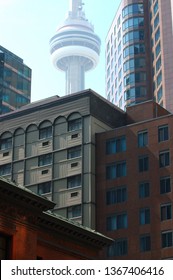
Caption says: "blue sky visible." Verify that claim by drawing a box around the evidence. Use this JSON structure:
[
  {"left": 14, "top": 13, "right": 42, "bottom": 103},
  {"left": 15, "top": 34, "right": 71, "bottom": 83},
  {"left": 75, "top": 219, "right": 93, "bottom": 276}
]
[{"left": 0, "top": 0, "right": 121, "bottom": 102}]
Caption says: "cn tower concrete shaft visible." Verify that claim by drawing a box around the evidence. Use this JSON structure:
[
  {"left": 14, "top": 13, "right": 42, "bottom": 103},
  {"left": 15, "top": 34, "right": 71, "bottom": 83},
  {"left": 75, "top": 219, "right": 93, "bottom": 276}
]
[{"left": 50, "top": 0, "right": 101, "bottom": 95}]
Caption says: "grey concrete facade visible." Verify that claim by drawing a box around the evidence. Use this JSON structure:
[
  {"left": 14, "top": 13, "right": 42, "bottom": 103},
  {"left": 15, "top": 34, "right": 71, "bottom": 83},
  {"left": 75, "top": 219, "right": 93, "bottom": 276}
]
[{"left": 0, "top": 89, "right": 125, "bottom": 229}]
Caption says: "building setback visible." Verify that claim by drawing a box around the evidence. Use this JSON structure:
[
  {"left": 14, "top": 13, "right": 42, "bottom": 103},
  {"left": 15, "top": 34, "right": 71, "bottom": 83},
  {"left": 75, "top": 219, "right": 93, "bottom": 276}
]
[
  {"left": 0, "top": 89, "right": 125, "bottom": 230},
  {"left": 106, "top": 0, "right": 173, "bottom": 112},
  {"left": 0, "top": 45, "right": 31, "bottom": 114},
  {"left": 0, "top": 176, "right": 112, "bottom": 260},
  {"left": 96, "top": 100, "right": 173, "bottom": 259}
]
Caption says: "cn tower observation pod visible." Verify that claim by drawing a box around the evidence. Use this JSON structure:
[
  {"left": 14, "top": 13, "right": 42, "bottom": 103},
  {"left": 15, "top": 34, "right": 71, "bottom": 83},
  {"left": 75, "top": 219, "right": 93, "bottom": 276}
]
[{"left": 50, "top": 0, "right": 101, "bottom": 95}]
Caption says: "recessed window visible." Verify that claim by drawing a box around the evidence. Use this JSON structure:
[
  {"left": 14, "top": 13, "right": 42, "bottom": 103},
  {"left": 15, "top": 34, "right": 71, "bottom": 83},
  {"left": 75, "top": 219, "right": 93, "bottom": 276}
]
[
  {"left": 67, "top": 175, "right": 81, "bottom": 189},
  {"left": 38, "top": 154, "right": 52, "bottom": 167},
  {"left": 106, "top": 136, "right": 126, "bottom": 154},
  {"left": 158, "top": 125, "right": 169, "bottom": 142},
  {"left": 38, "top": 181, "right": 51, "bottom": 195},
  {"left": 68, "top": 146, "right": 81, "bottom": 159},
  {"left": 139, "top": 208, "right": 150, "bottom": 225},
  {"left": 159, "top": 150, "right": 170, "bottom": 168},
  {"left": 0, "top": 163, "right": 11, "bottom": 176},
  {"left": 139, "top": 182, "right": 150, "bottom": 198},
  {"left": 0, "top": 137, "right": 12, "bottom": 150},
  {"left": 140, "top": 235, "right": 151, "bottom": 252},
  {"left": 107, "top": 213, "right": 127, "bottom": 230},
  {"left": 138, "top": 130, "right": 148, "bottom": 147},
  {"left": 106, "top": 186, "right": 127, "bottom": 205},
  {"left": 67, "top": 205, "right": 81, "bottom": 219},
  {"left": 39, "top": 126, "right": 52, "bottom": 140},
  {"left": 108, "top": 239, "right": 128, "bottom": 257},
  {"left": 106, "top": 161, "right": 126, "bottom": 180},
  {"left": 138, "top": 155, "right": 149, "bottom": 172},
  {"left": 160, "top": 177, "right": 171, "bottom": 194},
  {"left": 161, "top": 204, "right": 172, "bottom": 221},
  {"left": 68, "top": 119, "right": 82, "bottom": 131},
  {"left": 162, "top": 231, "right": 173, "bottom": 248}
]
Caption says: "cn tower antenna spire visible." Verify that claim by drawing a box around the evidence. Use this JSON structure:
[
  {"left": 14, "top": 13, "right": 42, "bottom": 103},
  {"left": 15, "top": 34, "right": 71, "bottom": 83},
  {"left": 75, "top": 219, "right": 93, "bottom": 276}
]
[
  {"left": 50, "top": 0, "right": 101, "bottom": 95},
  {"left": 70, "top": 0, "right": 83, "bottom": 16}
]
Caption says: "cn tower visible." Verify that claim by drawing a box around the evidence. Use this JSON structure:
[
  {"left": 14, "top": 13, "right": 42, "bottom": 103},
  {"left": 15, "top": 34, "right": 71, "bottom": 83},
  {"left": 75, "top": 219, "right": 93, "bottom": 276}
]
[{"left": 50, "top": 0, "right": 101, "bottom": 95}]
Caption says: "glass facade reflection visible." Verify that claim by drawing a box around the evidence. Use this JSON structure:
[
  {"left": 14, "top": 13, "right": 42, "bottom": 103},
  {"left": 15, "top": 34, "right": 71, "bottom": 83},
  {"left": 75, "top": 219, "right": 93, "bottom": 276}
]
[{"left": 0, "top": 46, "right": 31, "bottom": 114}]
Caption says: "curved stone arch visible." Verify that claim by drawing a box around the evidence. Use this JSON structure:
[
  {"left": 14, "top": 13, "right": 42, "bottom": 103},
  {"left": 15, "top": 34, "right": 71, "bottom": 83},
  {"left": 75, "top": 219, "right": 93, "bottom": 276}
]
[
  {"left": 26, "top": 123, "right": 38, "bottom": 133},
  {"left": 14, "top": 127, "right": 25, "bottom": 137},
  {"left": 67, "top": 112, "right": 82, "bottom": 121},
  {"left": 39, "top": 120, "right": 52, "bottom": 129},
  {"left": 53, "top": 115, "right": 67, "bottom": 125},
  {"left": 0, "top": 131, "right": 13, "bottom": 139}
]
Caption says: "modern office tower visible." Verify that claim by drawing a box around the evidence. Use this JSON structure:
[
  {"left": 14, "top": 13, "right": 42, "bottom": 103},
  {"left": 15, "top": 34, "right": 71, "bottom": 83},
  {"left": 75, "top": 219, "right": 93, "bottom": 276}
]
[
  {"left": 50, "top": 0, "right": 101, "bottom": 95},
  {"left": 105, "top": 0, "right": 173, "bottom": 113},
  {"left": 0, "top": 89, "right": 124, "bottom": 229},
  {"left": 0, "top": 46, "right": 31, "bottom": 114},
  {"left": 96, "top": 101, "right": 173, "bottom": 259}
]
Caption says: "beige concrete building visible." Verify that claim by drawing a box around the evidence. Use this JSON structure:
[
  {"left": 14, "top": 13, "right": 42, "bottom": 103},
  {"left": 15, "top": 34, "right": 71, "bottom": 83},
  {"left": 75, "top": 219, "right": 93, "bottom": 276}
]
[{"left": 0, "top": 89, "right": 125, "bottom": 229}]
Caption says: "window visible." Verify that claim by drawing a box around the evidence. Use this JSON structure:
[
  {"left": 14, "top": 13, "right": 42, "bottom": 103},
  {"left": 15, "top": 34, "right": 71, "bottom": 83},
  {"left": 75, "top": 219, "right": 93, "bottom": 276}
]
[
  {"left": 157, "top": 86, "right": 163, "bottom": 102},
  {"left": 67, "top": 205, "right": 81, "bottom": 219},
  {"left": 39, "top": 126, "right": 52, "bottom": 139},
  {"left": 125, "top": 86, "right": 147, "bottom": 100},
  {"left": 122, "top": 4, "right": 144, "bottom": 18},
  {"left": 108, "top": 239, "right": 128, "bottom": 257},
  {"left": 162, "top": 231, "right": 173, "bottom": 248},
  {"left": 67, "top": 146, "right": 81, "bottom": 159},
  {"left": 138, "top": 130, "right": 148, "bottom": 147},
  {"left": 123, "top": 57, "right": 146, "bottom": 72},
  {"left": 106, "top": 136, "right": 126, "bottom": 154},
  {"left": 140, "top": 208, "right": 150, "bottom": 225},
  {"left": 0, "top": 137, "right": 12, "bottom": 150},
  {"left": 156, "top": 56, "right": 161, "bottom": 73},
  {"left": 139, "top": 155, "right": 149, "bottom": 172},
  {"left": 0, "top": 164, "right": 11, "bottom": 176},
  {"left": 106, "top": 186, "right": 127, "bottom": 205},
  {"left": 155, "top": 27, "right": 160, "bottom": 43},
  {"left": 157, "top": 71, "right": 162, "bottom": 87},
  {"left": 158, "top": 125, "right": 169, "bottom": 142},
  {"left": 123, "top": 43, "right": 145, "bottom": 58},
  {"left": 68, "top": 118, "right": 82, "bottom": 131},
  {"left": 123, "top": 30, "right": 144, "bottom": 45},
  {"left": 67, "top": 175, "right": 81, "bottom": 189},
  {"left": 123, "top": 17, "right": 144, "bottom": 31},
  {"left": 38, "top": 182, "right": 51, "bottom": 195},
  {"left": 106, "top": 162, "right": 126, "bottom": 180},
  {"left": 156, "top": 42, "right": 161, "bottom": 58},
  {"left": 160, "top": 177, "right": 171, "bottom": 194},
  {"left": 154, "top": 1, "right": 158, "bottom": 15},
  {"left": 139, "top": 182, "right": 150, "bottom": 198},
  {"left": 154, "top": 14, "right": 159, "bottom": 29},
  {"left": 107, "top": 213, "right": 127, "bottom": 230},
  {"left": 161, "top": 204, "right": 172, "bottom": 221},
  {"left": 159, "top": 150, "right": 170, "bottom": 167},
  {"left": 38, "top": 154, "right": 52, "bottom": 166},
  {"left": 140, "top": 235, "right": 151, "bottom": 252}
]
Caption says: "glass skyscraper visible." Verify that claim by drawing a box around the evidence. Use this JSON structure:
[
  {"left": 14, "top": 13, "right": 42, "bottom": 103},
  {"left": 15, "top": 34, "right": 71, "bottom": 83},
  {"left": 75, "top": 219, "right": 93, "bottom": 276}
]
[
  {"left": 0, "top": 46, "right": 31, "bottom": 114},
  {"left": 106, "top": 0, "right": 173, "bottom": 112}
]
